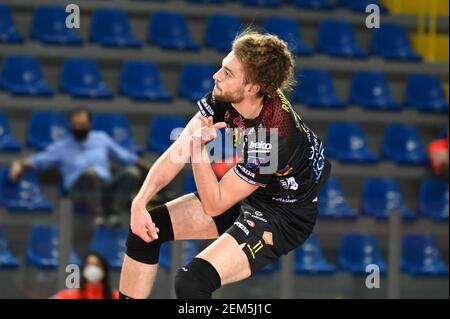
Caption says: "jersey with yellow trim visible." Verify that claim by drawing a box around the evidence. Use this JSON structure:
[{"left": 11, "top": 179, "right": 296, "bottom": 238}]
[{"left": 197, "top": 90, "right": 331, "bottom": 206}]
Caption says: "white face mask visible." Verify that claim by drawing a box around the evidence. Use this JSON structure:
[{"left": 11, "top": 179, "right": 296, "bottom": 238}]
[{"left": 83, "top": 265, "right": 104, "bottom": 283}]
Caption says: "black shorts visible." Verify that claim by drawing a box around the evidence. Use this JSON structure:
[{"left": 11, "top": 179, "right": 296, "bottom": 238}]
[{"left": 193, "top": 192, "right": 316, "bottom": 274}]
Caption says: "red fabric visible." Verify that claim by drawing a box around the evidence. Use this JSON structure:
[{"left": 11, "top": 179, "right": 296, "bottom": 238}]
[
  {"left": 428, "top": 136, "right": 449, "bottom": 172},
  {"left": 54, "top": 283, "right": 119, "bottom": 299}
]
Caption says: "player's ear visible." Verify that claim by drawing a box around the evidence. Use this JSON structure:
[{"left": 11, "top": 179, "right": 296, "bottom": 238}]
[{"left": 246, "top": 82, "right": 260, "bottom": 96}]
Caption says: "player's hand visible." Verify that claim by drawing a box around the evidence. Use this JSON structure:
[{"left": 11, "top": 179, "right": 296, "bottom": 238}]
[
  {"left": 190, "top": 116, "right": 226, "bottom": 148},
  {"left": 130, "top": 201, "right": 160, "bottom": 243}
]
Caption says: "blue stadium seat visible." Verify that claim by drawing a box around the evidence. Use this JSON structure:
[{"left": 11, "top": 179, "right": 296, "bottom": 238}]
[
  {"left": 257, "top": 259, "right": 281, "bottom": 274},
  {"left": 26, "top": 110, "right": 69, "bottom": 150},
  {"left": 294, "top": 234, "right": 335, "bottom": 274},
  {"left": 0, "top": 110, "right": 21, "bottom": 152},
  {"left": 31, "top": 5, "right": 83, "bottom": 45},
  {"left": 382, "top": 124, "right": 428, "bottom": 165},
  {"left": 419, "top": 178, "right": 449, "bottom": 220},
  {"left": 362, "top": 178, "right": 416, "bottom": 220},
  {"left": 293, "top": 69, "right": 346, "bottom": 108},
  {"left": 187, "top": 0, "right": 225, "bottom": 3},
  {"left": 92, "top": 112, "right": 144, "bottom": 155},
  {"left": 340, "top": 0, "right": 388, "bottom": 13},
  {"left": 0, "top": 55, "right": 54, "bottom": 96},
  {"left": 90, "top": 8, "right": 141, "bottom": 48},
  {"left": 91, "top": 226, "right": 127, "bottom": 270},
  {"left": 404, "top": 74, "right": 448, "bottom": 113},
  {"left": 159, "top": 241, "right": 200, "bottom": 270},
  {"left": 205, "top": 14, "right": 242, "bottom": 52},
  {"left": 0, "top": 166, "right": 52, "bottom": 212},
  {"left": 60, "top": 58, "right": 114, "bottom": 99},
  {"left": 183, "top": 171, "right": 197, "bottom": 194},
  {"left": 178, "top": 63, "right": 215, "bottom": 101},
  {"left": 119, "top": 60, "right": 173, "bottom": 101},
  {"left": 326, "top": 122, "right": 378, "bottom": 163},
  {"left": 316, "top": 20, "right": 367, "bottom": 58},
  {"left": 318, "top": 176, "right": 358, "bottom": 219},
  {"left": 338, "top": 233, "right": 387, "bottom": 274},
  {"left": 148, "top": 11, "right": 199, "bottom": 50},
  {"left": 148, "top": 115, "right": 187, "bottom": 153},
  {"left": 26, "top": 225, "right": 79, "bottom": 269},
  {"left": 293, "top": 0, "right": 335, "bottom": 10},
  {"left": 402, "top": 235, "right": 449, "bottom": 276},
  {"left": 0, "top": 4, "right": 24, "bottom": 43},
  {"left": 371, "top": 23, "right": 421, "bottom": 61},
  {"left": 349, "top": 71, "right": 401, "bottom": 111},
  {"left": 263, "top": 16, "right": 313, "bottom": 56},
  {"left": 240, "top": 0, "right": 283, "bottom": 7},
  {"left": 0, "top": 226, "right": 21, "bottom": 269}
]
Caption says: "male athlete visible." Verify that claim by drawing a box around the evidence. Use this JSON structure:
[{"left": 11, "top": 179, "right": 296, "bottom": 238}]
[{"left": 119, "top": 31, "right": 331, "bottom": 299}]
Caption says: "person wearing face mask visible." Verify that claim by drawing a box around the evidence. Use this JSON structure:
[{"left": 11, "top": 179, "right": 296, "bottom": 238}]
[
  {"left": 51, "top": 252, "right": 118, "bottom": 299},
  {"left": 8, "top": 106, "right": 152, "bottom": 226}
]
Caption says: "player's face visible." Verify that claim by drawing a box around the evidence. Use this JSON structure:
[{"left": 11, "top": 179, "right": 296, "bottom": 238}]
[{"left": 212, "top": 51, "right": 247, "bottom": 103}]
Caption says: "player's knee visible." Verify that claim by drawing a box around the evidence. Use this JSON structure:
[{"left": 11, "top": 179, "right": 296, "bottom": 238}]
[
  {"left": 125, "top": 204, "right": 174, "bottom": 264},
  {"left": 174, "top": 258, "right": 221, "bottom": 299}
]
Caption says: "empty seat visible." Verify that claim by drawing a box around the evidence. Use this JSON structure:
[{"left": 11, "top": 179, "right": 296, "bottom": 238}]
[
  {"left": 263, "top": 16, "right": 313, "bottom": 56},
  {"left": 0, "top": 55, "right": 54, "bottom": 96},
  {"left": 178, "top": 63, "right": 215, "bottom": 101},
  {"left": 0, "top": 166, "right": 52, "bottom": 212},
  {"left": 0, "top": 110, "right": 21, "bottom": 152},
  {"left": 293, "top": 0, "right": 335, "bottom": 10},
  {"left": 92, "top": 112, "right": 143, "bottom": 155},
  {"left": 318, "top": 176, "right": 358, "bottom": 219},
  {"left": 294, "top": 69, "right": 346, "bottom": 108},
  {"left": 240, "top": 0, "right": 283, "bottom": 7},
  {"left": 326, "top": 122, "right": 378, "bottom": 163},
  {"left": 205, "top": 14, "right": 242, "bottom": 52},
  {"left": 419, "top": 178, "right": 449, "bottom": 220},
  {"left": 91, "top": 226, "right": 127, "bottom": 270},
  {"left": 338, "top": 233, "right": 387, "bottom": 274},
  {"left": 362, "top": 178, "right": 416, "bottom": 220},
  {"left": 404, "top": 74, "right": 448, "bottom": 113},
  {"left": 294, "top": 234, "right": 335, "bottom": 274},
  {"left": 349, "top": 71, "right": 401, "bottom": 111},
  {"left": 0, "top": 226, "right": 20, "bottom": 269},
  {"left": 340, "top": 0, "right": 388, "bottom": 13},
  {"left": 119, "top": 60, "right": 173, "bottom": 101},
  {"left": 90, "top": 8, "right": 141, "bottom": 48},
  {"left": 316, "top": 20, "right": 367, "bottom": 58},
  {"left": 159, "top": 241, "right": 200, "bottom": 270},
  {"left": 371, "top": 23, "right": 421, "bottom": 61},
  {"left": 0, "top": 4, "right": 24, "bottom": 43},
  {"left": 26, "top": 225, "right": 79, "bottom": 269},
  {"left": 148, "top": 115, "right": 187, "bottom": 153},
  {"left": 402, "top": 234, "right": 448, "bottom": 276},
  {"left": 382, "top": 124, "right": 428, "bottom": 165},
  {"left": 148, "top": 11, "right": 199, "bottom": 50},
  {"left": 26, "top": 110, "right": 69, "bottom": 150},
  {"left": 60, "top": 58, "right": 113, "bottom": 99},
  {"left": 31, "top": 5, "right": 83, "bottom": 45}
]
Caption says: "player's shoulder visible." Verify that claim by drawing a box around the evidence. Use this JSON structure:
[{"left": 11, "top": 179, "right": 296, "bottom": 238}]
[{"left": 262, "top": 92, "right": 298, "bottom": 137}]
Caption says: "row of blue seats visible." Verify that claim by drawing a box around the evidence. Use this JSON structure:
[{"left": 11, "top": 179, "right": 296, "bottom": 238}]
[
  {"left": 1, "top": 4, "right": 418, "bottom": 61},
  {"left": 0, "top": 55, "right": 447, "bottom": 112},
  {"left": 0, "top": 225, "right": 447, "bottom": 277},
  {"left": 0, "top": 109, "right": 445, "bottom": 165},
  {"left": 0, "top": 159, "right": 448, "bottom": 220}
]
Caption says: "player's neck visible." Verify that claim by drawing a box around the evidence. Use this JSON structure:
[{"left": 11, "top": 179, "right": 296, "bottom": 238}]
[{"left": 232, "top": 96, "right": 264, "bottom": 120}]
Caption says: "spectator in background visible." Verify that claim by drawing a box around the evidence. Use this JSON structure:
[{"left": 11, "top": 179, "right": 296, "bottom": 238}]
[
  {"left": 8, "top": 106, "right": 152, "bottom": 226},
  {"left": 428, "top": 127, "right": 449, "bottom": 180},
  {"left": 52, "top": 252, "right": 118, "bottom": 299}
]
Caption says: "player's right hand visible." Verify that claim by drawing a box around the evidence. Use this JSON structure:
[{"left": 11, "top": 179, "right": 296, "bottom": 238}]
[{"left": 130, "top": 202, "right": 160, "bottom": 243}]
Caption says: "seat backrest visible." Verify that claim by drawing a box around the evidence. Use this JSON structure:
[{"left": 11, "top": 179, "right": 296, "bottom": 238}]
[
  {"left": 148, "top": 115, "right": 187, "bottom": 153},
  {"left": 371, "top": 23, "right": 411, "bottom": 54},
  {"left": 179, "top": 63, "right": 215, "bottom": 97},
  {"left": 405, "top": 74, "right": 446, "bottom": 105},
  {"left": 92, "top": 112, "right": 134, "bottom": 147},
  {"left": 263, "top": 16, "right": 302, "bottom": 50},
  {"left": 295, "top": 233, "right": 328, "bottom": 264},
  {"left": 0, "top": 110, "right": 12, "bottom": 137},
  {"left": 319, "top": 176, "right": 346, "bottom": 207},
  {"left": 350, "top": 71, "right": 390, "bottom": 102},
  {"left": 382, "top": 123, "right": 424, "bottom": 156},
  {"left": 149, "top": 11, "right": 190, "bottom": 43},
  {"left": 26, "top": 110, "right": 69, "bottom": 149},
  {"left": 91, "top": 8, "right": 133, "bottom": 40},
  {"left": 362, "top": 178, "right": 402, "bottom": 213},
  {"left": 295, "top": 69, "right": 335, "bottom": 100},
  {"left": 402, "top": 235, "right": 444, "bottom": 268},
  {"left": 0, "top": 166, "right": 44, "bottom": 202},
  {"left": 327, "top": 122, "right": 368, "bottom": 152},
  {"left": 60, "top": 58, "right": 103, "bottom": 87},
  {"left": 91, "top": 227, "right": 127, "bottom": 265},
  {"left": 0, "top": 4, "right": 16, "bottom": 32},
  {"left": 339, "top": 233, "right": 384, "bottom": 267},
  {"left": 1, "top": 55, "right": 44, "bottom": 85},
  {"left": 317, "top": 19, "right": 356, "bottom": 48},
  {"left": 27, "top": 225, "right": 57, "bottom": 260},
  {"left": 205, "top": 14, "right": 242, "bottom": 50},
  {"left": 419, "top": 178, "right": 449, "bottom": 215},
  {"left": 31, "top": 5, "right": 71, "bottom": 37},
  {"left": 120, "top": 60, "right": 162, "bottom": 89}
]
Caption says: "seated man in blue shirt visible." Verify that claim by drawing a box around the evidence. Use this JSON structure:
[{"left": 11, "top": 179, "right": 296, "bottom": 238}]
[{"left": 9, "top": 107, "right": 152, "bottom": 226}]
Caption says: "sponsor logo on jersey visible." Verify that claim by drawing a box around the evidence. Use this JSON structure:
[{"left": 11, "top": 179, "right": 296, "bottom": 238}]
[
  {"left": 197, "top": 97, "right": 215, "bottom": 116},
  {"left": 280, "top": 177, "right": 299, "bottom": 190},
  {"left": 246, "top": 220, "right": 256, "bottom": 228},
  {"left": 249, "top": 141, "right": 272, "bottom": 151},
  {"left": 234, "top": 221, "right": 250, "bottom": 236},
  {"left": 271, "top": 196, "right": 298, "bottom": 203},
  {"left": 238, "top": 165, "right": 256, "bottom": 178}
]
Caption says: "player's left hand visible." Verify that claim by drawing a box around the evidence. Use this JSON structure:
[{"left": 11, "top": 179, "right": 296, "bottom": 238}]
[{"left": 190, "top": 116, "right": 226, "bottom": 148}]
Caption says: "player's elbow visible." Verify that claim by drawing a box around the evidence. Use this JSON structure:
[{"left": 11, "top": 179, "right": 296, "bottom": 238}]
[{"left": 201, "top": 202, "right": 221, "bottom": 217}]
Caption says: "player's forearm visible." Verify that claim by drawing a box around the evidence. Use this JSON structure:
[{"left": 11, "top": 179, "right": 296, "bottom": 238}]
[{"left": 191, "top": 145, "right": 222, "bottom": 216}]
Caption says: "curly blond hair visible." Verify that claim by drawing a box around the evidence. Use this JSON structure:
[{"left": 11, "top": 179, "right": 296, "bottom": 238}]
[{"left": 232, "top": 30, "right": 296, "bottom": 98}]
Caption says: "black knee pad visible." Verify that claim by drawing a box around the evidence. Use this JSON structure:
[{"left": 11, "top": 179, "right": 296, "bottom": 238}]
[
  {"left": 175, "top": 258, "right": 221, "bottom": 299},
  {"left": 125, "top": 204, "right": 174, "bottom": 264}
]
